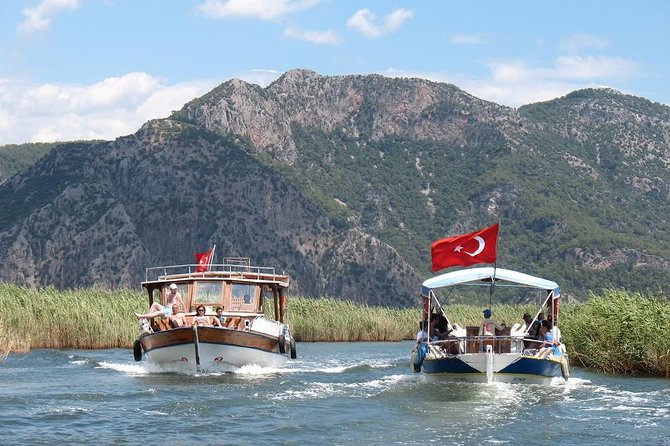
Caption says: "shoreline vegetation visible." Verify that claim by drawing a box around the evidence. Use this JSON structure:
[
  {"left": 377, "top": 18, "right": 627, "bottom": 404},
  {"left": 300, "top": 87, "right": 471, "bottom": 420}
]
[{"left": 0, "top": 284, "right": 668, "bottom": 376}]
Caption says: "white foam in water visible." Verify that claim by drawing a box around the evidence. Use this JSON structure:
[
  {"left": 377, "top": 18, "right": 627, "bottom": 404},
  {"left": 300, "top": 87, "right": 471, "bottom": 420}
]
[
  {"left": 352, "top": 373, "right": 415, "bottom": 391},
  {"left": 96, "top": 361, "right": 149, "bottom": 375}
]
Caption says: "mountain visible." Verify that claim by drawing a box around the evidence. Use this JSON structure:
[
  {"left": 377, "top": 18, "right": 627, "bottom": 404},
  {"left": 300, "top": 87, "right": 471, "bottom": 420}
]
[
  {"left": 1, "top": 69, "right": 669, "bottom": 305},
  {"left": 0, "top": 142, "right": 57, "bottom": 184}
]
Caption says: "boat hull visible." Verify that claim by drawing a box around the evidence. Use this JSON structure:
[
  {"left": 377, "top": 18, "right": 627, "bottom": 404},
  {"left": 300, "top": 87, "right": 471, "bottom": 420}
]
[
  {"left": 138, "top": 326, "right": 289, "bottom": 368},
  {"left": 420, "top": 352, "right": 568, "bottom": 385}
]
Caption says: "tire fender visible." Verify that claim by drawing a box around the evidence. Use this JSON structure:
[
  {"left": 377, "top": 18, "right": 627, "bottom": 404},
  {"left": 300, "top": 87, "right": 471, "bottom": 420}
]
[
  {"left": 278, "top": 333, "right": 286, "bottom": 354},
  {"left": 289, "top": 337, "right": 297, "bottom": 359},
  {"left": 133, "top": 339, "right": 143, "bottom": 362}
]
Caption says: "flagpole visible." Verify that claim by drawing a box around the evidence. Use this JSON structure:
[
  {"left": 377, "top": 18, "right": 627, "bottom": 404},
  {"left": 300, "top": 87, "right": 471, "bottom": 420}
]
[
  {"left": 210, "top": 244, "right": 216, "bottom": 270},
  {"left": 489, "top": 221, "right": 500, "bottom": 310}
]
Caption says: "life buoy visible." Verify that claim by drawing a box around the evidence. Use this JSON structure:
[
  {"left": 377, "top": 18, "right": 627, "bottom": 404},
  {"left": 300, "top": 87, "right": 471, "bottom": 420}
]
[
  {"left": 411, "top": 342, "right": 427, "bottom": 372},
  {"left": 289, "top": 337, "right": 297, "bottom": 359},
  {"left": 278, "top": 334, "right": 286, "bottom": 354},
  {"left": 133, "top": 339, "right": 143, "bottom": 362}
]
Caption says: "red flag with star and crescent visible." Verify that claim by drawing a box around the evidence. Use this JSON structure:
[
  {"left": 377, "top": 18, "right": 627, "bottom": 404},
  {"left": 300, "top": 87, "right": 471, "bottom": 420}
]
[
  {"left": 195, "top": 245, "right": 215, "bottom": 272},
  {"left": 431, "top": 223, "right": 499, "bottom": 272}
]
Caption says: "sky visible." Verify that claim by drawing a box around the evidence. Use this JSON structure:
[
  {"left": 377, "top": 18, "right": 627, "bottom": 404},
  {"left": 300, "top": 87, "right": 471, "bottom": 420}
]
[{"left": 1, "top": 0, "right": 668, "bottom": 146}]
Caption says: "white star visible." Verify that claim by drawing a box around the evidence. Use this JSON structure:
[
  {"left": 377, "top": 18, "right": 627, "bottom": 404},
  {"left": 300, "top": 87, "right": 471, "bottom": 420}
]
[{"left": 454, "top": 245, "right": 463, "bottom": 252}]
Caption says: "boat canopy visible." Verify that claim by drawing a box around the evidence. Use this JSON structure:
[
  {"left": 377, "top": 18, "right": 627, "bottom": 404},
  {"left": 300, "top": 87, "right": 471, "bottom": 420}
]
[{"left": 421, "top": 267, "right": 560, "bottom": 297}]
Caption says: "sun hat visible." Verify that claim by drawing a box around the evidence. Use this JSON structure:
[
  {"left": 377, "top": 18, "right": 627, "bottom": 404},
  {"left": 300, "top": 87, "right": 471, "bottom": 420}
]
[{"left": 169, "top": 283, "right": 178, "bottom": 290}]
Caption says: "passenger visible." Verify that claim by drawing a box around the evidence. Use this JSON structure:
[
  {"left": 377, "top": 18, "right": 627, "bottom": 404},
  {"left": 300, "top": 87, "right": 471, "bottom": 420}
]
[
  {"left": 537, "top": 320, "right": 561, "bottom": 358},
  {"left": 135, "top": 283, "right": 185, "bottom": 320},
  {"left": 193, "top": 305, "right": 222, "bottom": 327},
  {"left": 479, "top": 309, "right": 503, "bottom": 336},
  {"left": 215, "top": 306, "right": 226, "bottom": 326},
  {"left": 431, "top": 313, "right": 452, "bottom": 340},
  {"left": 167, "top": 304, "right": 189, "bottom": 328},
  {"left": 522, "top": 312, "right": 540, "bottom": 349},
  {"left": 547, "top": 315, "right": 562, "bottom": 343},
  {"left": 416, "top": 320, "right": 429, "bottom": 342},
  {"left": 547, "top": 315, "right": 565, "bottom": 354}
]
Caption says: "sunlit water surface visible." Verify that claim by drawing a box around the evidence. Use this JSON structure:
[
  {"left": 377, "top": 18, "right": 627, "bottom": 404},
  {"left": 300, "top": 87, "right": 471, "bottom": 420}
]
[{"left": 1, "top": 342, "right": 668, "bottom": 445}]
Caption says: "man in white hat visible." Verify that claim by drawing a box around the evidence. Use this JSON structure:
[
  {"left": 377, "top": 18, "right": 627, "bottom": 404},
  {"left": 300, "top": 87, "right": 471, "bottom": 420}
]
[{"left": 135, "top": 283, "right": 185, "bottom": 320}]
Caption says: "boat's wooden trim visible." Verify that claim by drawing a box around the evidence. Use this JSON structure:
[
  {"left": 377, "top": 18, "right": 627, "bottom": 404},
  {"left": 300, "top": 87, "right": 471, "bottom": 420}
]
[
  {"left": 139, "top": 326, "right": 279, "bottom": 354},
  {"left": 197, "top": 327, "right": 279, "bottom": 352},
  {"left": 139, "top": 328, "right": 195, "bottom": 352}
]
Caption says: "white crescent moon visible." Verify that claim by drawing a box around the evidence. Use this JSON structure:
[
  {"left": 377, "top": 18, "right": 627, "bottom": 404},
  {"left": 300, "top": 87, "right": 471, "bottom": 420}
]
[{"left": 464, "top": 236, "right": 485, "bottom": 256}]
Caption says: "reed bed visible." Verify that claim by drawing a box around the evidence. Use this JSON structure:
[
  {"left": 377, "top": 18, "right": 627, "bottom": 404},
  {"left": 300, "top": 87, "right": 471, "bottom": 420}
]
[
  {"left": 0, "top": 283, "right": 145, "bottom": 353},
  {"left": 1, "top": 284, "right": 668, "bottom": 376},
  {"left": 287, "top": 297, "right": 419, "bottom": 341},
  {"left": 559, "top": 289, "right": 670, "bottom": 377}
]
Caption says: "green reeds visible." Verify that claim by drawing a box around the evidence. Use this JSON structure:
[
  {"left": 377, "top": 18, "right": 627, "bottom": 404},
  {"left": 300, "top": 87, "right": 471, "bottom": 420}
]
[
  {"left": 559, "top": 289, "right": 670, "bottom": 376},
  {"left": 1, "top": 283, "right": 668, "bottom": 376},
  {"left": 287, "top": 297, "right": 419, "bottom": 341},
  {"left": 0, "top": 283, "right": 145, "bottom": 352}
]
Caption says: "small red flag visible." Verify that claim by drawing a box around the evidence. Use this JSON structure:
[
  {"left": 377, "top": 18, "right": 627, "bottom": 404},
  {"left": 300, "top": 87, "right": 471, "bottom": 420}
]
[
  {"left": 431, "top": 223, "right": 499, "bottom": 272},
  {"left": 195, "top": 246, "right": 215, "bottom": 272}
]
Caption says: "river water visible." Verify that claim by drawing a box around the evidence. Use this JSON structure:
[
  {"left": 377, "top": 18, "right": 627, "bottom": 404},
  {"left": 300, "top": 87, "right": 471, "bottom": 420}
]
[{"left": 0, "top": 341, "right": 668, "bottom": 445}]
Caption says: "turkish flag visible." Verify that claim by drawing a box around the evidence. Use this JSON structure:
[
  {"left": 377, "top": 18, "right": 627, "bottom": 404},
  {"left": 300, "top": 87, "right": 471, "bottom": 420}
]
[
  {"left": 431, "top": 223, "right": 499, "bottom": 272},
  {"left": 195, "top": 246, "right": 215, "bottom": 272}
]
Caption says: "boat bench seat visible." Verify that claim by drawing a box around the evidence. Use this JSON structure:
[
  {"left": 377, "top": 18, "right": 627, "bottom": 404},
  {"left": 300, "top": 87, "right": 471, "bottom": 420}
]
[{"left": 464, "top": 326, "right": 512, "bottom": 353}]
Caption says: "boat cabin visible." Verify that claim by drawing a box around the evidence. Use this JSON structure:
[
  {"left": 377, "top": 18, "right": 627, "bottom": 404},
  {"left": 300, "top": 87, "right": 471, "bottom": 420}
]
[{"left": 141, "top": 257, "right": 290, "bottom": 331}]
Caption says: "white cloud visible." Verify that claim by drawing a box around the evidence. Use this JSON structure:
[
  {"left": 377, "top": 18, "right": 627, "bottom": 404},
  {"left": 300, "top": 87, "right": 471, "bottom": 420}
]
[
  {"left": 196, "top": 0, "right": 319, "bottom": 21},
  {"left": 554, "top": 55, "right": 638, "bottom": 79},
  {"left": 347, "top": 8, "right": 413, "bottom": 39},
  {"left": 560, "top": 33, "right": 609, "bottom": 54},
  {"left": 0, "top": 71, "right": 286, "bottom": 145},
  {"left": 17, "top": 0, "right": 79, "bottom": 34},
  {"left": 450, "top": 34, "right": 487, "bottom": 45},
  {"left": 283, "top": 25, "right": 340, "bottom": 45},
  {"left": 383, "top": 54, "right": 641, "bottom": 107},
  {"left": 0, "top": 73, "right": 220, "bottom": 145}
]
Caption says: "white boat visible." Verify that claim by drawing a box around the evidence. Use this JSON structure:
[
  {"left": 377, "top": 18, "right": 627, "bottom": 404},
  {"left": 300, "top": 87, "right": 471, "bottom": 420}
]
[
  {"left": 133, "top": 257, "right": 296, "bottom": 369},
  {"left": 411, "top": 267, "right": 569, "bottom": 384}
]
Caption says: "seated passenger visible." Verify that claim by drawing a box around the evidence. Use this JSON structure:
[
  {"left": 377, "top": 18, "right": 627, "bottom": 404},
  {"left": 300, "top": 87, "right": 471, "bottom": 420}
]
[
  {"left": 430, "top": 313, "right": 452, "bottom": 340},
  {"left": 479, "top": 309, "right": 503, "bottom": 336},
  {"left": 135, "top": 284, "right": 185, "bottom": 320},
  {"left": 215, "top": 306, "right": 226, "bottom": 326},
  {"left": 522, "top": 312, "right": 541, "bottom": 349},
  {"left": 168, "top": 304, "right": 189, "bottom": 328},
  {"left": 193, "top": 305, "right": 222, "bottom": 327},
  {"left": 416, "top": 320, "right": 429, "bottom": 342},
  {"left": 537, "top": 320, "right": 561, "bottom": 358}
]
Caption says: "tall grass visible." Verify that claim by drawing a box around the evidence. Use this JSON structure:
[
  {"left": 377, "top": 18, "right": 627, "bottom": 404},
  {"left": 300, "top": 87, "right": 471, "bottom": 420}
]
[
  {"left": 287, "top": 298, "right": 539, "bottom": 341},
  {"left": 0, "top": 283, "right": 145, "bottom": 353},
  {"left": 1, "top": 283, "right": 668, "bottom": 376},
  {"left": 560, "top": 289, "right": 670, "bottom": 376},
  {"left": 288, "top": 297, "right": 419, "bottom": 341}
]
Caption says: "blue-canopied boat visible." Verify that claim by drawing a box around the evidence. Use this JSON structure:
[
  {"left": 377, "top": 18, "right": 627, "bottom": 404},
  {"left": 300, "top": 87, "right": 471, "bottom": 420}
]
[{"left": 411, "top": 267, "right": 569, "bottom": 384}]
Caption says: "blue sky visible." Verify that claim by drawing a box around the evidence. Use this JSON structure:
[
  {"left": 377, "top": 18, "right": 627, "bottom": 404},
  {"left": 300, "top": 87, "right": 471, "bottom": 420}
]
[{"left": 1, "top": 0, "right": 668, "bottom": 145}]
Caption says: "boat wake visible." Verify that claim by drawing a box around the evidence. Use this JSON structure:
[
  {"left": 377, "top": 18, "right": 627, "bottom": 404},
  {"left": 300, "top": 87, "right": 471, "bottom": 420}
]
[{"left": 267, "top": 373, "right": 418, "bottom": 401}]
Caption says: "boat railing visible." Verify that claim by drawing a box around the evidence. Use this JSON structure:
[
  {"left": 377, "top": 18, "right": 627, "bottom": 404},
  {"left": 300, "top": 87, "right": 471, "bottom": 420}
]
[
  {"left": 145, "top": 262, "right": 279, "bottom": 282},
  {"left": 428, "top": 335, "right": 541, "bottom": 355}
]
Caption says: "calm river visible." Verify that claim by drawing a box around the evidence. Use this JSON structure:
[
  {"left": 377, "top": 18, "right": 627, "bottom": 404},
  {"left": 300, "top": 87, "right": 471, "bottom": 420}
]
[{"left": 0, "top": 341, "right": 668, "bottom": 445}]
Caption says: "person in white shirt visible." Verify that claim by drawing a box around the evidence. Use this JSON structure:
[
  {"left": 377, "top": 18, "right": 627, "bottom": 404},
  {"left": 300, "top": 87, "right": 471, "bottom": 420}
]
[
  {"left": 479, "top": 308, "right": 503, "bottom": 336},
  {"left": 416, "top": 320, "right": 429, "bottom": 342}
]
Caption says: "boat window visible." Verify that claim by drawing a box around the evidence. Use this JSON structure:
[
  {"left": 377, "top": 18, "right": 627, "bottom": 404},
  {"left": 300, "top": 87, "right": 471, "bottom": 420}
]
[
  {"left": 193, "top": 282, "right": 223, "bottom": 305},
  {"left": 229, "top": 283, "right": 258, "bottom": 312},
  {"left": 163, "top": 283, "right": 188, "bottom": 306}
]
